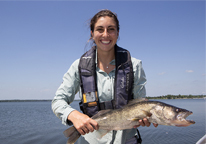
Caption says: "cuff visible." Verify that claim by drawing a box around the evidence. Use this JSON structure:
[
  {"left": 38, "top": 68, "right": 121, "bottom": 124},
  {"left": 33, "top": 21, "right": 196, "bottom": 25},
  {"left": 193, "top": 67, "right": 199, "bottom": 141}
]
[{"left": 62, "top": 107, "right": 76, "bottom": 126}]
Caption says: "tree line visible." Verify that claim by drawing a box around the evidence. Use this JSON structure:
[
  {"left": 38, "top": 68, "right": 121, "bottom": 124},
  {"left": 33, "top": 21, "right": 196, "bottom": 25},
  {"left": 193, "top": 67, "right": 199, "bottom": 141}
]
[{"left": 0, "top": 95, "right": 205, "bottom": 102}]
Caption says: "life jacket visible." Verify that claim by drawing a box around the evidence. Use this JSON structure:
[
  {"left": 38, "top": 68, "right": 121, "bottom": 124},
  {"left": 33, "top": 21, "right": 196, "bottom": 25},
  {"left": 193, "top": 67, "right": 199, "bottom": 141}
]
[{"left": 78, "top": 44, "right": 134, "bottom": 117}]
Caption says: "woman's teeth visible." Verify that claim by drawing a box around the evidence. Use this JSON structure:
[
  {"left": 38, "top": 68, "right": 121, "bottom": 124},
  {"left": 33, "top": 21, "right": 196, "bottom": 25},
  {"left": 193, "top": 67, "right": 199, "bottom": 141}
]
[{"left": 101, "top": 40, "right": 110, "bottom": 44}]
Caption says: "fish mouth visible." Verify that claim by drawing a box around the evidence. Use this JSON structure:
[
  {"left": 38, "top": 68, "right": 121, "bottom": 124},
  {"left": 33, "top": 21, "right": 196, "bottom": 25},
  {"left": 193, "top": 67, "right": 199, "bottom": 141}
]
[
  {"left": 174, "top": 119, "right": 195, "bottom": 127},
  {"left": 173, "top": 111, "right": 195, "bottom": 127}
]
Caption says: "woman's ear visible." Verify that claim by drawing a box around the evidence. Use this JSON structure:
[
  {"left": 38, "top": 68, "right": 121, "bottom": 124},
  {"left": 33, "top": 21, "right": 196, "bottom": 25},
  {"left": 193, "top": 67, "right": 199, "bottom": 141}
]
[{"left": 91, "top": 31, "right": 94, "bottom": 38}]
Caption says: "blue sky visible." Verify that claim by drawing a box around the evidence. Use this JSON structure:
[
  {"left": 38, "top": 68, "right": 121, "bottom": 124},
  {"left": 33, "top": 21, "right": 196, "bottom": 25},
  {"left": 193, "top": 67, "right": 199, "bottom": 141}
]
[{"left": 0, "top": 1, "right": 205, "bottom": 100}]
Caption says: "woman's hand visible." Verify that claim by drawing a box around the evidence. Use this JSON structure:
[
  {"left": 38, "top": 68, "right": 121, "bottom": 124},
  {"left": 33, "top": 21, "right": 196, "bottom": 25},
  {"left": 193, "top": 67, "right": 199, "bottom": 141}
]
[
  {"left": 67, "top": 110, "right": 99, "bottom": 135},
  {"left": 133, "top": 118, "right": 158, "bottom": 128}
]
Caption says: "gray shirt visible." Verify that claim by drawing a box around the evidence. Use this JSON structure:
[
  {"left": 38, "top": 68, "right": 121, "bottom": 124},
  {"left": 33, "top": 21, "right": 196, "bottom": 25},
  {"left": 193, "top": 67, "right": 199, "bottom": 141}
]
[{"left": 52, "top": 54, "right": 147, "bottom": 144}]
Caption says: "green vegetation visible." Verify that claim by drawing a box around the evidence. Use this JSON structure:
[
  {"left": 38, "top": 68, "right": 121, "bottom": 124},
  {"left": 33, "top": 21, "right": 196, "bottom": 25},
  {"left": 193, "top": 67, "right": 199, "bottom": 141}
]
[
  {"left": 0, "top": 95, "right": 205, "bottom": 102},
  {"left": 146, "top": 94, "right": 206, "bottom": 99}
]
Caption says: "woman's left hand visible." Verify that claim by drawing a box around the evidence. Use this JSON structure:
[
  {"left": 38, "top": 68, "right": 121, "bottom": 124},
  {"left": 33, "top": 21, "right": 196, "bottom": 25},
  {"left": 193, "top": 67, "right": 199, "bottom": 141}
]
[{"left": 133, "top": 118, "right": 158, "bottom": 128}]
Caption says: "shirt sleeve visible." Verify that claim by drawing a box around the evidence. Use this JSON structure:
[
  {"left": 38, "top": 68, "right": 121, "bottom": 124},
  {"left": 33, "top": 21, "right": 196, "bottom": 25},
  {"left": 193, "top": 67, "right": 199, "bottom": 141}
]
[
  {"left": 51, "top": 59, "right": 80, "bottom": 125},
  {"left": 131, "top": 57, "right": 147, "bottom": 99}
]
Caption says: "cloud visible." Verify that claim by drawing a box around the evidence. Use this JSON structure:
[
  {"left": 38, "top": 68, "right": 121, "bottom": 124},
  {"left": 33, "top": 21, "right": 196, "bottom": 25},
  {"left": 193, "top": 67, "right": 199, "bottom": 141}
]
[
  {"left": 158, "top": 72, "right": 166, "bottom": 75},
  {"left": 186, "top": 70, "right": 194, "bottom": 73},
  {"left": 40, "top": 89, "right": 50, "bottom": 92}
]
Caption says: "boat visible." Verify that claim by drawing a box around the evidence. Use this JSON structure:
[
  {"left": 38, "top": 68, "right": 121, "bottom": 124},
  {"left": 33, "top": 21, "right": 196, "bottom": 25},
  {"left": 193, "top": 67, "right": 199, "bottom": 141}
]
[{"left": 196, "top": 134, "right": 206, "bottom": 144}]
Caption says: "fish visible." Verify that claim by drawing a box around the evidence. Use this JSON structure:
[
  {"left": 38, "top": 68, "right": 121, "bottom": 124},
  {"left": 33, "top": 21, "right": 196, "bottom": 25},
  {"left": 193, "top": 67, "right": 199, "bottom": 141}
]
[{"left": 63, "top": 99, "right": 195, "bottom": 144}]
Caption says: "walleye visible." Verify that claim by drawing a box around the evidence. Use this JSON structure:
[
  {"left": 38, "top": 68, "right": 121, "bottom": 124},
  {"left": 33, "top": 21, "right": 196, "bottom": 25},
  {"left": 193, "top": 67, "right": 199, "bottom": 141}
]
[{"left": 63, "top": 99, "right": 195, "bottom": 144}]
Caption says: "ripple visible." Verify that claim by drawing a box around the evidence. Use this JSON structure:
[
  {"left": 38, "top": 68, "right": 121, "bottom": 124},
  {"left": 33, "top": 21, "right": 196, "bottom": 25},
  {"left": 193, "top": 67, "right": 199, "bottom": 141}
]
[{"left": 0, "top": 100, "right": 205, "bottom": 144}]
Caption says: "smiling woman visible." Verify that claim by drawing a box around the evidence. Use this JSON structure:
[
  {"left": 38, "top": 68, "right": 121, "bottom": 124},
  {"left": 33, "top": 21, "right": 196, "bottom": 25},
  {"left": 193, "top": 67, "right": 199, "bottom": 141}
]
[
  {"left": 93, "top": 17, "right": 118, "bottom": 50},
  {"left": 89, "top": 10, "right": 119, "bottom": 74},
  {"left": 51, "top": 9, "right": 155, "bottom": 144},
  {"left": 92, "top": 16, "right": 119, "bottom": 51},
  {"left": 93, "top": 16, "right": 118, "bottom": 73}
]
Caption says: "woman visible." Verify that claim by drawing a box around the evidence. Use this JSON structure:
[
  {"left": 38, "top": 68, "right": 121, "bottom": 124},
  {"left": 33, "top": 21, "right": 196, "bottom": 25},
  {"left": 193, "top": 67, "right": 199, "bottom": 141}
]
[{"left": 52, "top": 9, "right": 157, "bottom": 144}]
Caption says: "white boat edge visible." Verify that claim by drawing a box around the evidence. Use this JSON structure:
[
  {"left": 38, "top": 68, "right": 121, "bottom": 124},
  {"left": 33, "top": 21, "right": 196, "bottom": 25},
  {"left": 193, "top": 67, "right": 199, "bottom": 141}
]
[{"left": 196, "top": 134, "right": 206, "bottom": 144}]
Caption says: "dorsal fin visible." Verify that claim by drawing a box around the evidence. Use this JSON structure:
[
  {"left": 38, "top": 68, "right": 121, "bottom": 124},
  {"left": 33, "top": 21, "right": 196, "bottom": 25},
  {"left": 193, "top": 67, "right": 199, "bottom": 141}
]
[
  {"left": 127, "top": 98, "right": 147, "bottom": 106},
  {"left": 91, "top": 109, "right": 112, "bottom": 119}
]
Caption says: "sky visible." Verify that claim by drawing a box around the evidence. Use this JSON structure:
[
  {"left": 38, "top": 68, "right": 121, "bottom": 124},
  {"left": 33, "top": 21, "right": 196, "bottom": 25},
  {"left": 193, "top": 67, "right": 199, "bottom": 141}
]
[{"left": 0, "top": 0, "right": 205, "bottom": 100}]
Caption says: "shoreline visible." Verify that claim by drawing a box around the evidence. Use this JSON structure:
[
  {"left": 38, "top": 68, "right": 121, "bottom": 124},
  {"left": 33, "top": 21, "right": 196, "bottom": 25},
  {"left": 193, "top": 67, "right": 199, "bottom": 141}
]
[{"left": 0, "top": 97, "right": 205, "bottom": 102}]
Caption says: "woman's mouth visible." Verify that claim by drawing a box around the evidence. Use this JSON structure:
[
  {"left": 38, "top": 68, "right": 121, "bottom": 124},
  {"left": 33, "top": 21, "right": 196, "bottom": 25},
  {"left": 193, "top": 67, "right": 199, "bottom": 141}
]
[{"left": 101, "top": 40, "right": 111, "bottom": 44}]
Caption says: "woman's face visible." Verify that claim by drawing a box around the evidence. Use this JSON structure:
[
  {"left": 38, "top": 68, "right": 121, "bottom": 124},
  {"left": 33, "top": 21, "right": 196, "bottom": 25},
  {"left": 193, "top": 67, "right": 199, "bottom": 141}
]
[{"left": 91, "top": 16, "right": 119, "bottom": 52}]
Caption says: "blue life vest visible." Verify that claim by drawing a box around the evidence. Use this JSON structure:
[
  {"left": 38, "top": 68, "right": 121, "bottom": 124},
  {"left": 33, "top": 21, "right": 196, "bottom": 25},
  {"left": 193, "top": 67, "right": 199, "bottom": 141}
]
[{"left": 78, "top": 44, "right": 134, "bottom": 117}]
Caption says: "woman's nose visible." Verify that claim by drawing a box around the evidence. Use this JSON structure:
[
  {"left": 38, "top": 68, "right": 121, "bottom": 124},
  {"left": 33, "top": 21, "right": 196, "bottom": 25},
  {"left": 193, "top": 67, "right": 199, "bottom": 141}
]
[{"left": 102, "top": 29, "right": 109, "bottom": 37}]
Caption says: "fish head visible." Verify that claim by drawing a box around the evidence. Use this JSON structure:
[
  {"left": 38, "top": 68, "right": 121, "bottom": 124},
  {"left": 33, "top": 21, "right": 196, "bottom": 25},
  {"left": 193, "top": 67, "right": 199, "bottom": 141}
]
[{"left": 162, "top": 105, "right": 195, "bottom": 127}]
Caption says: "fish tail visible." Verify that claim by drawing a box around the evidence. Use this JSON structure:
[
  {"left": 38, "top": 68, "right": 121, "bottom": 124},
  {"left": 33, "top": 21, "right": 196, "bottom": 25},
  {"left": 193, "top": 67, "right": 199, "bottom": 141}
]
[{"left": 63, "top": 126, "right": 81, "bottom": 144}]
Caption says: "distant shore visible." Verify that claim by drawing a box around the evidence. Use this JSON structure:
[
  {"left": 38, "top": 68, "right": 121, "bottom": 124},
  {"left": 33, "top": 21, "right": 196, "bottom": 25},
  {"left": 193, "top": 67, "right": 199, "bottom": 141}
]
[{"left": 0, "top": 95, "right": 205, "bottom": 102}]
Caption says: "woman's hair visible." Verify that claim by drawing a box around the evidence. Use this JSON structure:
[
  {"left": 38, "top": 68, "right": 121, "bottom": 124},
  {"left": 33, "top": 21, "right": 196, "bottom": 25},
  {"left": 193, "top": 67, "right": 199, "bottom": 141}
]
[{"left": 89, "top": 9, "right": 120, "bottom": 40}]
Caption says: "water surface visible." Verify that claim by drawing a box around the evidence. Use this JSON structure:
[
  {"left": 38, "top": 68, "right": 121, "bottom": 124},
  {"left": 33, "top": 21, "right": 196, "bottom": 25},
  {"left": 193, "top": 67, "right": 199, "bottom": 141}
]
[{"left": 0, "top": 99, "right": 205, "bottom": 144}]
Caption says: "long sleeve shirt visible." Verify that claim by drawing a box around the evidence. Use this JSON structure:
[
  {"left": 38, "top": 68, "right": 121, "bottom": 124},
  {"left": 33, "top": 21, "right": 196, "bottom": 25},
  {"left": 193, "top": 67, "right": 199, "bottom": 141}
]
[{"left": 51, "top": 54, "right": 147, "bottom": 144}]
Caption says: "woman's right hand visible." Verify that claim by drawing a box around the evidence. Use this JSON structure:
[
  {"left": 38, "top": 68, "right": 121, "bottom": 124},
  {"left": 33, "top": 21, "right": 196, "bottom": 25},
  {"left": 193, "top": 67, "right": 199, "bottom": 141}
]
[{"left": 67, "top": 110, "right": 99, "bottom": 135}]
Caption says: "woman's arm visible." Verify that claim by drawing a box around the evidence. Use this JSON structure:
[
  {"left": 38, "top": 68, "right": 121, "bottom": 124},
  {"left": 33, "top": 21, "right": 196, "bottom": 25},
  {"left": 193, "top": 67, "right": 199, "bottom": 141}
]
[
  {"left": 51, "top": 59, "right": 98, "bottom": 134},
  {"left": 51, "top": 59, "right": 80, "bottom": 125}
]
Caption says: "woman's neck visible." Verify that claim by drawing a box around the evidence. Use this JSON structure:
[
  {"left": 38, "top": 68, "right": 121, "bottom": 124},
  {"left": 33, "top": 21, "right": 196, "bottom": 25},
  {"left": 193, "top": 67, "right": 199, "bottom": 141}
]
[
  {"left": 97, "top": 48, "right": 115, "bottom": 73},
  {"left": 97, "top": 48, "right": 115, "bottom": 64}
]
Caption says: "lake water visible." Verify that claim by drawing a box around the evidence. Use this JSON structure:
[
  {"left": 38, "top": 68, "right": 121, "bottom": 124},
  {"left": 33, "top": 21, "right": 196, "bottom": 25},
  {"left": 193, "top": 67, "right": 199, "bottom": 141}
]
[{"left": 0, "top": 99, "right": 205, "bottom": 144}]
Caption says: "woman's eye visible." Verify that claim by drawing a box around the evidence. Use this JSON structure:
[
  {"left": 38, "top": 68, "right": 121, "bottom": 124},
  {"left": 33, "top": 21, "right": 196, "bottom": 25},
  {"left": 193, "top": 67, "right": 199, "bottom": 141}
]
[
  {"left": 95, "top": 27, "right": 116, "bottom": 33},
  {"left": 108, "top": 28, "right": 115, "bottom": 32},
  {"left": 97, "top": 29, "right": 104, "bottom": 33}
]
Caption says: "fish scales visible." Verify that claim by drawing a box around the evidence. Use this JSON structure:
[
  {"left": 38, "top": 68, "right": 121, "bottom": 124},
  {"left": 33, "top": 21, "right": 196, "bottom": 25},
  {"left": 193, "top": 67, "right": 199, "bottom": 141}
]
[{"left": 63, "top": 99, "right": 195, "bottom": 144}]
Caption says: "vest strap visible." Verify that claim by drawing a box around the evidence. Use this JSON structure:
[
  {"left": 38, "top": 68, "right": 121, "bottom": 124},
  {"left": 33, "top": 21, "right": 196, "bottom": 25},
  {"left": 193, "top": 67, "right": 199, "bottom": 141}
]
[
  {"left": 78, "top": 44, "right": 134, "bottom": 116},
  {"left": 99, "top": 100, "right": 114, "bottom": 110}
]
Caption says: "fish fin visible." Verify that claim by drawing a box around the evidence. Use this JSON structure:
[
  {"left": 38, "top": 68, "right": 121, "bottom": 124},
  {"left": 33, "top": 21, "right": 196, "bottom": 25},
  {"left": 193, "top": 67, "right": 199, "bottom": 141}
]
[
  {"left": 141, "top": 109, "right": 152, "bottom": 117},
  {"left": 95, "top": 129, "right": 111, "bottom": 139},
  {"left": 128, "top": 98, "right": 147, "bottom": 105},
  {"left": 92, "top": 109, "right": 112, "bottom": 119},
  {"left": 63, "top": 126, "right": 81, "bottom": 144},
  {"left": 130, "top": 118, "right": 140, "bottom": 121}
]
